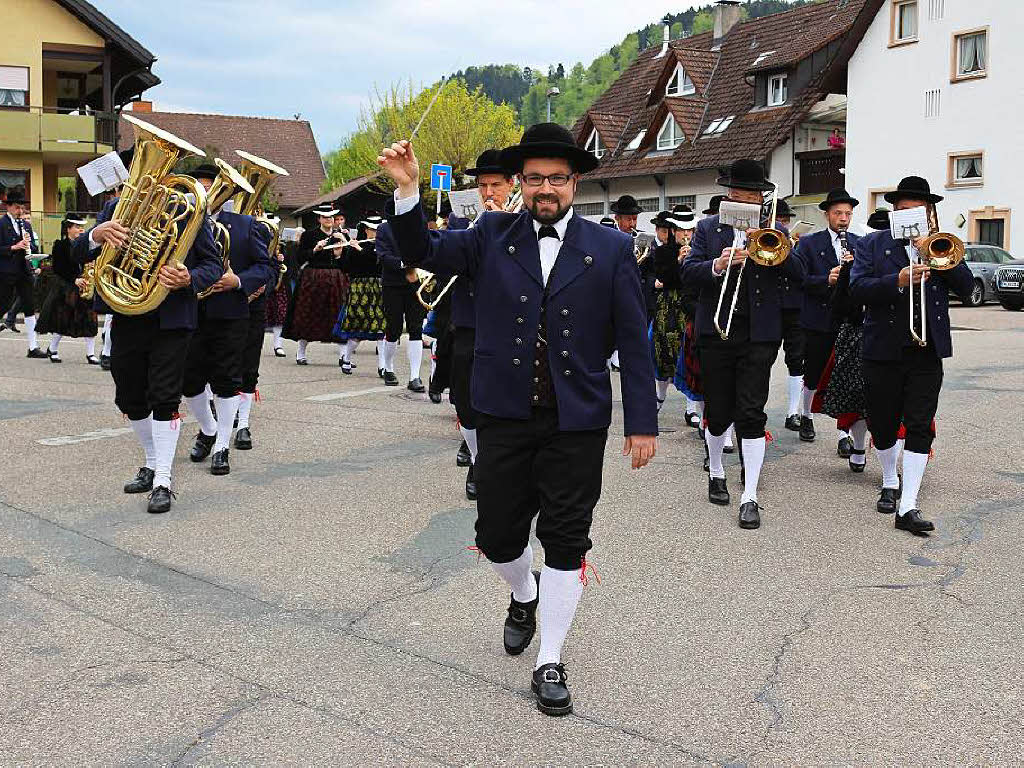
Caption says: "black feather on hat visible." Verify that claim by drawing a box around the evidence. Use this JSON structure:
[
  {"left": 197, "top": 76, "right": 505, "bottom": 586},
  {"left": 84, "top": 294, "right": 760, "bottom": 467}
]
[{"left": 500, "top": 123, "right": 599, "bottom": 174}]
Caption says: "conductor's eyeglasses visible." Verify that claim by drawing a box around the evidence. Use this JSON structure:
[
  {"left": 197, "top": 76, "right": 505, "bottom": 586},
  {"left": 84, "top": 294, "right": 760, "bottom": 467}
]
[{"left": 521, "top": 173, "right": 572, "bottom": 187}]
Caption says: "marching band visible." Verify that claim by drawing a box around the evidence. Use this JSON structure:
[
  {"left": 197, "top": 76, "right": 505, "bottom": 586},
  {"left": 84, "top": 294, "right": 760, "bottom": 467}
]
[{"left": 0, "top": 113, "right": 976, "bottom": 718}]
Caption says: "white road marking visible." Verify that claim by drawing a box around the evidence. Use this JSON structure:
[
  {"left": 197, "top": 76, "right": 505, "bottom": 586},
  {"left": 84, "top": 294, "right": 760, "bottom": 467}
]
[
  {"left": 37, "top": 417, "right": 192, "bottom": 446},
  {"left": 306, "top": 387, "right": 390, "bottom": 402}
]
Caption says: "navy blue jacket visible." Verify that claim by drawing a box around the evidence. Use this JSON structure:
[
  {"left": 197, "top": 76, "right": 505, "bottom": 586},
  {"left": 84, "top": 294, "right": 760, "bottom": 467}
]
[
  {"left": 850, "top": 230, "right": 974, "bottom": 361},
  {"left": 388, "top": 203, "right": 658, "bottom": 436},
  {"left": 446, "top": 213, "right": 476, "bottom": 329},
  {"left": 681, "top": 215, "right": 805, "bottom": 343},
  {"left": 376, "top": 223, "right": 411, "bottom": 288},
  {"left": 74, "top": 198, "right": 223, "bottom": 330},
  {"left": 795, "top": 228, "right": 861, "bottom": 332},
  {"left": 202, "top": 211, "right": 273, "bottom": 320},
  {"left": 0, "top": 214, "right": 34, "bottom": 276}
]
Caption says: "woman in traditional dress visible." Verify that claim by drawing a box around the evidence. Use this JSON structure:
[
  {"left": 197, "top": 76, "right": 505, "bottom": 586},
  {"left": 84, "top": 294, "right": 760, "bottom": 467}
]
[
  {"left": 264, "top": 238, "right": 290, "bottom": 357},
  {"left": 35, "top": 214, "right": 99, "bottom": 364},
  {"left": 652, "top": 205, "right": 696, "bottom": 410},
  {"left": 283, "top": 202, "right": 350, "bottom": 365},
  {"left": 332, "top": 215, "right": 385, "bottom": 374}
]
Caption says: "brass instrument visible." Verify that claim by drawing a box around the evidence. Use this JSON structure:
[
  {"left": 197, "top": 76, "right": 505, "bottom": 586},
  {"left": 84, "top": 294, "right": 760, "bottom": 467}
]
[
  {"left": 714, "top": 190, "right": 791, "bottom": 340},
  {"left": 415, "top": 268, "right": 457, "bottom": 311},
  {"left": 93, "top": 114, "right": 209, "bottom": 315},
  {"left": 909, "top": 205, "right": 965, "bottom": 347},
  {"left": 197, "top": 159, "right": 254, "bottom": 300},
  {"left": 228, "top": 150, "right": 290, "bottom": 301},
  {"left": 505, "top": 190, "right": 523, "bottom": 213},
  {"left": 79, "top": 262, "right": 96, "bottom": 299}
]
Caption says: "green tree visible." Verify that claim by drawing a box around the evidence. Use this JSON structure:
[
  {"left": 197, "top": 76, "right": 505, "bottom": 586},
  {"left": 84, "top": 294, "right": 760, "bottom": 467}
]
[{"left": 691, "top": 10, "right": 714, "bottom": 34}]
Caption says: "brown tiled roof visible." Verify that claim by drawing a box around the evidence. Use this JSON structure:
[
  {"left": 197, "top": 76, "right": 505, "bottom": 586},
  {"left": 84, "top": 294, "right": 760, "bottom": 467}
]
[
  {"left": 293, "top": 173, "right": 382, "bottom": 216},
  {"left": 118, "top": 111, "right": 326, "bottom": 210},
  {"left": 575, "top": 0, "right": 883, "bottom": 182},
  {"left": 585, "top": 111, "right": 631, "bottom": 153}
]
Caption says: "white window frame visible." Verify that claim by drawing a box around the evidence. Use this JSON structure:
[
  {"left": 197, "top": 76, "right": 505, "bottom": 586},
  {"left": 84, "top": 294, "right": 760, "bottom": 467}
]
[
  {"left": 666, "top": 64, "right": 695, "bottom": 97},
  {"left": 952, "top": 28, "right": 988, "bottom": 82},
  {"left": 626, "top": 130, "right": 646, "bottom": 150},
  {"left": 0, "top": 65, "right": 30, "bottom": 108},
  {"left": 585, "top": 128, "right": 605, "bottom": 159},
  {"left": 656, "top": 114, "right": 684, "bottom": 151},
  {"left": 947, "top": 150, "right": 984, "bottom": 188},
  {"left": 767, "top": 74, "right": 788, "bottom": 106}
]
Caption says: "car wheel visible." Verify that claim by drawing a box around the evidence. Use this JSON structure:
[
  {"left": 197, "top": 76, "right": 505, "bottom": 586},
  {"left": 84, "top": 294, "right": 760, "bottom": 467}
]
[
  {"left": 999, "top": 300, "right": 1024, "bottom": 311},
  {"left": 966, "top": 279, "right": 985, "bottom": 307}
]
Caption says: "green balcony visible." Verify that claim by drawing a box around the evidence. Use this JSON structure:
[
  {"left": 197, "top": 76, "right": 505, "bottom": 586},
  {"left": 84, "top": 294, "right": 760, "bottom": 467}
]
[{"left": 0, "top": 107, "right": 115, "bottom": 155}]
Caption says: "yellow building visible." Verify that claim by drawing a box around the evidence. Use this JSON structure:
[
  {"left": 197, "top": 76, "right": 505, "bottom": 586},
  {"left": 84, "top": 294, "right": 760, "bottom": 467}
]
[{"left": 1, "top": 0, "right": 158, "bottom": 247}]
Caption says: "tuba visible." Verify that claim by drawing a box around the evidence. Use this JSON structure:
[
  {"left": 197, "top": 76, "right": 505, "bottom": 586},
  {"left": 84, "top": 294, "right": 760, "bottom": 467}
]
[
  {"left": 229, "top": 150, "right": 290, "bottom": 301},
  {"left": 909, "top": 205, "right": 965, "bottom": 347},
  {"left": 92, "top": 114, "right": 209, "bottom": 315},
  {"left": 197, "top": 159, "right": 254, "bottom": 300}
]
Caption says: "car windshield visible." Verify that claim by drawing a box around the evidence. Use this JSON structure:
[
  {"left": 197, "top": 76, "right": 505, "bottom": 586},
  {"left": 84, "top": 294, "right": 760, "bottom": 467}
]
[{"left": 992, "top": 249, "right": 1014, "bottom": 263}]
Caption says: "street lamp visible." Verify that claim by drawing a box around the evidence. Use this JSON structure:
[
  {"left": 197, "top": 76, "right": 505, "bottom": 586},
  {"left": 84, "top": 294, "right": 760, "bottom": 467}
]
[{"left": 546, "top": 86, "right": 560, "bottom": 122}]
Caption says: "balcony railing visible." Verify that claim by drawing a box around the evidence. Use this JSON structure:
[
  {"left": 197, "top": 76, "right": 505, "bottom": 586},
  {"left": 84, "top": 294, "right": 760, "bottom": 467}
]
[
  {"left": 0, "top": 105, "right": 116, "bottom": 154},
  {"left": 798, "top": 149, "right": 845, "bottom": 195}
]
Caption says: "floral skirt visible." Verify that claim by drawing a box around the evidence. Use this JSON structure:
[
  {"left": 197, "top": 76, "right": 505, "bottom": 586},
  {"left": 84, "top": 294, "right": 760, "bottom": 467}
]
[
  {"left": 283, "top": 267, "right": 349, "bottom": 343},
  {"left": 333, "top": 276, "right": 385, "bottom": 341},
  {"left": 35, "top": 276, "right": 98, "bottom": 337},
  {"left": 672, "top": 318, "right": 702, "bottom": 400},
  {"left": 814, "top": 322, "right": 866, "bottom": 421},
  {"left": 653, "top": 288, "right": 687, "bottom": 381},
  {"left": 265, "top": 279, "right": 291, "bottom": 327}
]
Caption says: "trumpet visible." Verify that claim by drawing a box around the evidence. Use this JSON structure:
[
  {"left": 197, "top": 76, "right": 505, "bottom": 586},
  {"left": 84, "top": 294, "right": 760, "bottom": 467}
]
[
  {"left": 714, "top": 190, "right": 791, "bottom": 340},
  {"left": 908, "top": 205, "right": 965, "bottom": 347}
]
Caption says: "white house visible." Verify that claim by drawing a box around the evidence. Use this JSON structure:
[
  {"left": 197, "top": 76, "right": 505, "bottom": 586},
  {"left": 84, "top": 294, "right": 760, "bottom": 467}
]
[{"left": 846, "top": 0, "right": 1020, "bottom": 252}]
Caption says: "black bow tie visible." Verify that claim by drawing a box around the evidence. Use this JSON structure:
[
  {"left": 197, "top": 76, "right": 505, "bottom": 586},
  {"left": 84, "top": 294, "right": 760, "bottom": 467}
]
[{"left": 537, "top": 225, "right": 559, "bottom": 241}]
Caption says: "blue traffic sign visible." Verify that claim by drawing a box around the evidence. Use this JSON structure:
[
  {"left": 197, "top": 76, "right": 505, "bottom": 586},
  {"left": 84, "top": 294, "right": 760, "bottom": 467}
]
[{"left": 430, "top": 163, "right": 453, "bottom": 192}]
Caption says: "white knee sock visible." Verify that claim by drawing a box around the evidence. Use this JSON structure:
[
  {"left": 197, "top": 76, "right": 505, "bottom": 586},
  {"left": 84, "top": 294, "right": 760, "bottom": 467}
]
[
  {"left": 237, "top": 392, "right": 254, "bottom": 429},
  {"left": 706, "top": 429, "right": 727, "bottom": 479},
  {"left": 655, "top": 379, "right": 670, "bottom": 404},
  {"left": 685, "top": 397, "right": 696, "bottom": 413},
  {"left": 213, "top": 395, "right": 240, "bottom": 452},
  {"left": 48, "top": 333, "right": 61, "bottom": 353},
  {"left": 130, "top": 416, "right": 156, "bottom": 469},
  {"left": 429, "top": 340, "right": 437, "bottom": 379},
  {"left": 25, "top": 314, "right": 38, "bottom": 349},
  {"left": 337, "top": 343, "right": 345, "bottom": 360},
  {"left": 407, "top": 338, "right": 423, "bottom": 380},
  {"left": 850, "top": 420, "right": 868, "bottom": 465},
  {"left": 102, "top": 315, "right": 113, "bottom": 356},
  {"left": 896, "top": 438, "right": 905, "bottom": 467},
  {"left": 490, "top": 544, "right": 537, "bottom": 604},
  {"left": 787, "top": 375, "right": 803, "bottom": 416},
  {"left": 740, "top": 437, "right": 766, "bottom": 504},
  {"left": 536, "top": 565, "right": 585, "bottom": 669},
  {"left": 837, "top": 428, "right": 850, "bottom": 441},
  {"left": 876, "top": 444, "right": 900, "bottom": 489},
  {"left": 297, "top": 339, "right": 308, "bottom": 360},
  {"left": 383, "top": 340, "right": 398, "bottom": 372},
  {"left": 204, "top": 383, "right": 214, "bottom": 407},
  {"left": 377, "top": 342, "right": 386, "bottom": 371},
  {"left": 185, "top": 394, "right": 216, "bottom": 437},
  {"left": 724, "top": 424, "right": 734, "bottom": 449},
  {"left": 899, "top": 451, "right": 929, "bottom": 515},
  {"left": 460, "top": 426, "right": 478, "bottom": 464},
  {"left": 801, "top": 387, "right": 815, "bottom": 418},
  {"left": 694, "top": 400, "right": 704, "bottom": 420},
  {"left": 151, "top": 418, "right": 181, "bottom": 489},
  {"left": 344, "top": 339, "right": 359, "bottom": 363},
  {"left": 272, "top": 325, "right": 283, "bottom": 349},
  {"left": 85, "top": 336, "right": 96, "bottom": 356},
  {"left": 609, "top": 349, "right": 619, "bottom": 368}
]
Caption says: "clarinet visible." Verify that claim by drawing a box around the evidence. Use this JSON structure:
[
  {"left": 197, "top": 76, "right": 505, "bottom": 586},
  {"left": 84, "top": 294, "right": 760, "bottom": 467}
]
[{"left": 837, "top": 229, "right": 852, "bottom": 262}]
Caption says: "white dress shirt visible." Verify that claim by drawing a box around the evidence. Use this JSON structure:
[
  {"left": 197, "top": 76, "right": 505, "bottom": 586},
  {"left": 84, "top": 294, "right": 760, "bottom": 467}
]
[
  {"left": 395, "top": 191, "right": 573, "bottom": 286},
  {"left": 829, "top": 229, "right": 845, "bottom": 263}
]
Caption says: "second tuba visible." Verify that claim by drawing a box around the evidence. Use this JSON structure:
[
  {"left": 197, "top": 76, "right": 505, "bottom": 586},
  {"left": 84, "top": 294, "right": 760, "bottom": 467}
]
[
  {"left": 92, "top": 114, "right": 208, "bottom": 315},
  {"left": 197, "top": 159, "right": 254, "bottom": 300}
]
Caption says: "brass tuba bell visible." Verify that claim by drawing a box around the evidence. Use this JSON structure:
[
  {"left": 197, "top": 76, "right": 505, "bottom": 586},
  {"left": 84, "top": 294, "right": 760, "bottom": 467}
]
[
  {"left": 197, "top": 159, "right": 254, "bottom": 300},
  {"left": 230, "top": 150, "right": 290, "bottom": 299}
]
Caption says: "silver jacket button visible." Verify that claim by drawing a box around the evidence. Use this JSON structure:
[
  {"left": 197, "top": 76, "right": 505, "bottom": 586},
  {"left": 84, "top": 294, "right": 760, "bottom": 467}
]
[
  {"left": 520, "top": 295, "right": 528, "bottom": 302},
  {"left": 561, "top": 308, "right": 569, "bottom": 316},
  {"left": 583, "top": 256, "right": 593, "bottom": 265},
  {"left": 512, "top": 358, "right": 521, "bottom": 366},
  {"left": 508, "top": 245, "right": 516, "bottom": 254}
]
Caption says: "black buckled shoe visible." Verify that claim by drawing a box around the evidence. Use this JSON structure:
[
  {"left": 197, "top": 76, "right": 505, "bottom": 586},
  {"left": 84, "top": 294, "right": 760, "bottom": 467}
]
[
  {"left": 532, "top": 663, "right": 572, "bottom": 716},
  {"left": 124, "top": 467, "right": 155, "bottom": 494},
  {"left": 100, "top": 354, "right": 111, "bottom": 370},
  {"left": 27, "top": 347, "right": 47, "bottom": 359},
  {"left": 456, "top": 439, "right": 471, "bottom": 467},
  {"left": 340, "top": 361, "right": 353, "bottom": 375},
  {"left": 234, "top": 427, "right": 252, "bottom": 450},
  {"left": 465, "top": 463, "right": 477, "bottom": 501},
  {"left": 504, "top": 571, "right": 540, "bottom": 655},
  {"left": 739, "top": 501, "right": 762, "bottom": 530},
  {"left": 273, "top": 347, "right": 286, "bottom": 357},
  {"left": 383, "top": 371, "right": 399, "bottom": 386},
  {"left": 685, "top": 411, "right": 701, "bottom": 428},
  {"left": 877, "top": 487, "right": 900, "bottom": 514},
  {"left": 147, "top": 486, "right": 173, "bottom": 514},
  {"left": 799, "top": 416, "right": 816, "bottom": 442},
  {"left": 48, "top": 350, "right": 62, "bottom": 363},
  {"left": 785, "top": 414, "right": 802, "bottom": 431},
  {"left": 708, "top": 477, "right": 729, "bottom": 506},
  {"left": 723, "top": 443, "right": 735, "bottom": 454},
  {"left": 189, "top": 431, "right": 216, "bottom": 463},
  {"left": 848, "top": 448, "right": 866, "bottom": 473},
  {"left": 296, "top": 357, "right": 308, "bottom": 366},
  {"left": 86, "top": 354, "right": 100, "bottom": 365},
  {"left": 407, "top": 377, "right": 425, "bottom": 393},
  {"left": 377, "top": 367, "right": 384, "bottom": 379},
  {"left": 428, "top": 390, "right": 442, "bottom": 403},
  {"left": 211, "top": 449, "right": 230, "bottom": 475},
  {"left": 837, "top": 436, "right": 854, "bottom": 458},
  {"left": 895, "top": 508, "right": 935, "bottom": 534}
]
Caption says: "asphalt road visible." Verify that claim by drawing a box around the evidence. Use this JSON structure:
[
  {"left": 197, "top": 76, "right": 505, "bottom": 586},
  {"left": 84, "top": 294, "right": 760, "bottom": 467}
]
[{"left": 1, "top": 304, "right": 1022, "bottom": 765}]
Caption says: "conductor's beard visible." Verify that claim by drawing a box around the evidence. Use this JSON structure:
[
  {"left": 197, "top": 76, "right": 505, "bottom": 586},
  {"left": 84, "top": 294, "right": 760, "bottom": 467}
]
[{"left": 527, "top": 193, "right": 572, "bottom": 225}]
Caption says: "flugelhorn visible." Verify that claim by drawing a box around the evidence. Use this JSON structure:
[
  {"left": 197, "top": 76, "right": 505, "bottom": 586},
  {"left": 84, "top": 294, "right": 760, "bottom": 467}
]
[
  {"left": 92, "top": 114, "right": 209, "bottom": 315},
  {"left": 909, "top": 205, "right": 964, "bottom": 347}
]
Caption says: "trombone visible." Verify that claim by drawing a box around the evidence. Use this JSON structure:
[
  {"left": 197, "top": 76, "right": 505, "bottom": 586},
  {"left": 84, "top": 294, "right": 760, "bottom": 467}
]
[
  {"left": 908, "top": 205, "right": 965, "bottom": 347},
  {"left": 714, "top": 188, "right": 792, "bottom": 340}
]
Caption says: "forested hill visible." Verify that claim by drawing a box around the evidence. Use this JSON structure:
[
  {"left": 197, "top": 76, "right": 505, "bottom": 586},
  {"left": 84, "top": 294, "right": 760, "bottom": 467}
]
[{"left": 454, "top": 1, "right": 816, "bottom": 128}]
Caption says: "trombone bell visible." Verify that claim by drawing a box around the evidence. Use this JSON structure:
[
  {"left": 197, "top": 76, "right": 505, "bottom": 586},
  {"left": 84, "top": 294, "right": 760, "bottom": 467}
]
[{"left": 747, "top": 228, "right": 791, "bottom": 266}]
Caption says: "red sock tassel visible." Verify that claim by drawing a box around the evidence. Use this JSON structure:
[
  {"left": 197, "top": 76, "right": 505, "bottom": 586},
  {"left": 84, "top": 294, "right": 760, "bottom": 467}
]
[
  {"left": 466, "top": 545, "right": 483, "bottom": 562},
  {"left": 254, "top": 388, "right": 260, "bottom": 403},
  {"left": 579, "top": 556, "right": 601, "bottom": 586}
]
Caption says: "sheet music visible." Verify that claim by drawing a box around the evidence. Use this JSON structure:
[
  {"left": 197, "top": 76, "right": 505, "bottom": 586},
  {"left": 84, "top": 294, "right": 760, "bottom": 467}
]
[
  {"left": 718, "top": 201, "right": 763, "bottom": 231},
  {"left": 281, "top": 227, "right": 303, "bottom": 243},
  {"left": 889, "top": 206, "right": 928, "bottom": 242},
  {"left": 448, "top": 188, "right": 481, "bottom": 220},
  {"left": 77, "top": 151, "right": 129, "bottom": 196}
]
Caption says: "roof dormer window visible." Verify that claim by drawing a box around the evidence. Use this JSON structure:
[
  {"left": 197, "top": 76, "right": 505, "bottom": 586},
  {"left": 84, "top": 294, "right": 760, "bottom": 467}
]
[
  {"left": 666, "top": 64, "right": 695, "bottom": 97},
  {"left": 703, "top": 115, "right": 736, "bottom": 135},
  {"left": 767, "top": 74, "right": 788, "bottom": 106},
  {"left": 627, "top": 130, "right": 646, "bottom": 150},
  {"left": 656, "top": 115, "right": 684, "bottom": 151},
  {"left": 585, "top": 128, "right": 605, "bottom": 159}
]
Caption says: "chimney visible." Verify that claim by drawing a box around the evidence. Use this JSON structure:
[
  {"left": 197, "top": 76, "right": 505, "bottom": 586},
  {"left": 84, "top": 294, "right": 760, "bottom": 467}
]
[
  {"left": 655, "top": 14, "right": 672, "bottom": 58},
  {"left": 130, "top": 100, "right": 153, "bottom": 113},
  {"left": 713, "top": 0, "right": 742, "bottom": 42}
]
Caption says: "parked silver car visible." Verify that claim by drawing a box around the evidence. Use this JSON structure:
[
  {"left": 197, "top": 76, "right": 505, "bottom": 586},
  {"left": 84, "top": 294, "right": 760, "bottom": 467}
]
[
  {"left": 995, "top": 258, "right": 1024, "bottom": 311},
  {"left": 961, "top": 243, "right": 1016, "bottom": 306}
]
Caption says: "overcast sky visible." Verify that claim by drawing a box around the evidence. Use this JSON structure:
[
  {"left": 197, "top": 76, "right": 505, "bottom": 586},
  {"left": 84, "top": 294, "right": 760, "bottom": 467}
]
[{"left": 93, "top": 0, "right": 701, "bottom": 154}]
